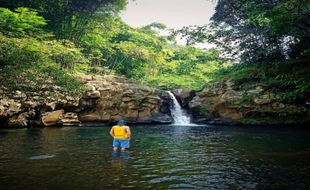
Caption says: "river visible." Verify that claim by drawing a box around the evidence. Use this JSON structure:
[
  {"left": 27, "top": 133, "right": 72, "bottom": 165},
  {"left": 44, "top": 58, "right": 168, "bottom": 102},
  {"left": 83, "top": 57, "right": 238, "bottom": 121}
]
[{"left": 0, "top": 125, "right": 310, "bottom": 189}]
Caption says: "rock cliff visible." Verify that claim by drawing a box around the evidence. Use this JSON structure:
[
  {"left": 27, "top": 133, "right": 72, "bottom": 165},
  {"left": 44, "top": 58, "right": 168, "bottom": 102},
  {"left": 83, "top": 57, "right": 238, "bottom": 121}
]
[
  {"left": 188, "top": 79, "right": 310, "bottom": 125},
  {"left": 0, "top": 75, "right": 172, "bottom": 127}
]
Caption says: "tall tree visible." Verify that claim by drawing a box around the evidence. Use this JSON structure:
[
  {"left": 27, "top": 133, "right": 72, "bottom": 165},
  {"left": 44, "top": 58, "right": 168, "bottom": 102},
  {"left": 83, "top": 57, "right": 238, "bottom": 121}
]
[
  {"left": 0, "top": 0, "right": 127, "bottom": 44},
  {"left": 176, "top": 0, "right": 310, "bottom": 63}
]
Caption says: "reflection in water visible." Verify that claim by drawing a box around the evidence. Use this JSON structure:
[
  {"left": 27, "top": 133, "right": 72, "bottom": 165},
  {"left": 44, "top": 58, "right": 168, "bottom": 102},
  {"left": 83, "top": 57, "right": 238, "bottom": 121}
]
[
  {"left": 110, "top": 151, "right": 130, "bottom": 177},
  {"left": 0, "top": 125, "right": 310, "bottom": 190}
]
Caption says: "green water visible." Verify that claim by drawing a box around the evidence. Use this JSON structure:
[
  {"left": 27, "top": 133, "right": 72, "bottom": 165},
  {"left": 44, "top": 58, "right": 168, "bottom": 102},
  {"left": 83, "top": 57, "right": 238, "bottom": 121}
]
[{"left": 0, "top": 125, "right": 310, "bottom": 190}]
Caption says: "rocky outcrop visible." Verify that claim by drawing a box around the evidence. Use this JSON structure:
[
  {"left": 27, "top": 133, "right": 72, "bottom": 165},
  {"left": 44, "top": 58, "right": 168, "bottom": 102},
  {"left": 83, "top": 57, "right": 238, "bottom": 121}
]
[
  {"left": 0, "top": 75, "right": 172, "bottom": 127},
  {"left": 61, "top": 112, "right": 81, "bottom": 126},
  {"left": 172, "top": 89, "right": 195, "bottom": 107},
  {"left": 189, "top": 80, "right": 310, "bottom": 125},
  {"left": 78, "top": 75, "right": 172, "bottom": 124}
]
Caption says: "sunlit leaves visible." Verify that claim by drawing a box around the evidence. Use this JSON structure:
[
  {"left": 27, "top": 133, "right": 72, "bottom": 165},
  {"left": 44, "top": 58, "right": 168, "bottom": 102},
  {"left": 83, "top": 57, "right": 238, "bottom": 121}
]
[{"left": 0, "top": 7, "right": 46, "bottom": 37}]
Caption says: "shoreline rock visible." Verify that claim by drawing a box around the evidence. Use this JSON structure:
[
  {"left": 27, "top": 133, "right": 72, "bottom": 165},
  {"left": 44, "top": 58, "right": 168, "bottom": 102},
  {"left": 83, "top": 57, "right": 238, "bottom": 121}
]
[
  {"left": 1, "top": 75, "right": 309, "bottom": 127},
  {"left": 189, "top": 79, "right": 310, "bottom": 125},
  {"left": 0, "top": 75, "right": 173, "bottom": 128}
]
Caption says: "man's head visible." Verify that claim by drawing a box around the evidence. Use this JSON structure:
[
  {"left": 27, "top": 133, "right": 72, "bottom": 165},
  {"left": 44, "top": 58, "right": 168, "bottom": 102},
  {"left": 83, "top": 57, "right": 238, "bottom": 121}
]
[{"left": 117, "top": 120, "right": 125, "bottom": 126}]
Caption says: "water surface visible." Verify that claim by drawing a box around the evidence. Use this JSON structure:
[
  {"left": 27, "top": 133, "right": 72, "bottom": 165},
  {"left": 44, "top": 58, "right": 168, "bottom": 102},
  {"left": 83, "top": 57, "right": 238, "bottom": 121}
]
[{"left": 0, "top": 125, "right": 310, "bottom": 189}]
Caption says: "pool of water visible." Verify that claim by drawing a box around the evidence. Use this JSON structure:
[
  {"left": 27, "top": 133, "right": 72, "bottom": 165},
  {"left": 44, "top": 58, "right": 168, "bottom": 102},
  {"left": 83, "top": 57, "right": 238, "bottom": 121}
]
[{"left": 1, "top": 125, "right": 310, "bottom": 190}]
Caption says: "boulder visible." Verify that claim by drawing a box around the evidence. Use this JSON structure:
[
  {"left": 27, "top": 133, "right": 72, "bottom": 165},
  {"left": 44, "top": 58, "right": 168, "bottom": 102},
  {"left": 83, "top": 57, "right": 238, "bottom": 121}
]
[
  {"left": 79, "top": 98, "right": 98, "bottom": 110},
  {"left": 189, "top": 80, "right": 310, "bottom": 125},
  {"left": 1, "top": 74, "right": 173, "bottom": 127},
  {"left": 224, "top": 79, "right": 235, "bottom": 90},
  {"left": 220, "top": 89, "right": 243, "bottom": 104},
  {"left": 253, "top": 93, "right": 276, "bottom": 105},
  {"left": 247, "top": 86, "right": 264, "bottom": 95},
  {"left": 61, "top": 112, "right": 80, "bottom": 126},
  {"left": 7, "top": 111, "right": 34, "bottom": 127},
  {"left": 218, "top": 109, "right": 243, "bottom": 120},
  {"left": 0, "top": 99, "right": 22, "bottom": 117},
  {"left": 198, "top": 88, "right": 218, "bottom": 97},
  {"left": 138, "top": 108, "right": 152, "bottom": 120},
  {"left": 145, "top": 96, "right": 160, "bottom": 104},
  {"left": 124, "top": 110, "right": 139, "bottom": 120},
  {"left": 41, "top": 109, "right": 64, "bottom": 126},
  {"left": 13, "top": 90, "right": 27, "bottom": 100},
  {"left": 23, "top": 101, "right": 37, "bottom": 109},
  {"left": 79, "top": 112, "right": 104, "bottom": 122},
  {"left": 44, "top": 102, "right": 57, "bottom": 111},
  {"left": 188, "top": 79, "right": 310, "bottom": 125},
  {"left": 86, "top": 90, "right": 101, "bottom": 99}
]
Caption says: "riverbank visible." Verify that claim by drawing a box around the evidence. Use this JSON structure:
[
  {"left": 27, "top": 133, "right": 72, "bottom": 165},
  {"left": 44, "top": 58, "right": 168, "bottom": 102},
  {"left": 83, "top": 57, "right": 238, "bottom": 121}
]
[
  {"left": 1, "top": 72, "right": 310, "bottom": 128},
  {"left": 187, "top": 79, "right": 310, "bottom": 125},
  {"left": 0, "top": 74, "right": 174, "bottom": 128}
]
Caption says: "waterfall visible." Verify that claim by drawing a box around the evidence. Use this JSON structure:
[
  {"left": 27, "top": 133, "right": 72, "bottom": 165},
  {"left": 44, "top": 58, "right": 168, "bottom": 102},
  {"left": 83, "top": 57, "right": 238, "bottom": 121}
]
[{"left": 167, "top": 91, "right": 191, "bottom": 125}]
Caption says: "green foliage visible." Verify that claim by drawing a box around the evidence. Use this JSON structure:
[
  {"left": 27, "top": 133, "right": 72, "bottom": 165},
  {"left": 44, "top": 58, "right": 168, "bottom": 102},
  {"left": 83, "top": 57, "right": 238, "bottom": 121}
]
[
  {"left": 145, "top": 74, "right": 201, "bottom": 90},
  {"left": 141, "top": 22, "right": 167, "bottom": 31},
  {"left": 109, "top": 41, "right": 156, "bottom": 78},
  {"left": 80, "top": 16, "right": 167, "bottom": 78},
  {"left": 0, "top": 35, "right": 85, "bottom": 94},
  {"left": 0, "top": 1, "right": 231, "bottom": 100},
  {"left": 0, "top": 3, "right": 230, "bottom": 91},
  {"left": 272, "top": 62, "right": 310, "bottom": 103},
  {"left": 0, "top": 7, "right": 46, "bottom": 37},
  {"left": 142, "top": 47, "right": 229, "bottom": 90},
  {"left": 82, "top": 18, "right": 231, "bottom": 89},
  {"left": 177, "top": 0, "right": 310, "bottom": 62},
  {"left": 0, "top": 0, "right": 127, "bottom": 43},
  {"left": 0, "top": 35, "right": 46, "bottom": 67},
  {"left": 212, "top": 60, "right": 310, "bottom": 103},
  {"left": 49, "top": 40, "right": 87, "bottom": 70},
  {"left": 1, "top": 62, "right": 84, "bottom": 94},
  {"left": 211, "top": 64, "right": 264, "bottom": 81}
]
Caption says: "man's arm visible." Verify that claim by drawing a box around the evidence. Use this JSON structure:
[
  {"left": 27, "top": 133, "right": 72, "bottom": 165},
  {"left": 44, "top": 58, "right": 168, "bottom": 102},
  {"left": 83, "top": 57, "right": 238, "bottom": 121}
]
[
  {"left": 126, "top": 126, "right": 131, "bottom": 139},
  {"left": 109, "top": 127, "right": 114, "bottom": 138}
]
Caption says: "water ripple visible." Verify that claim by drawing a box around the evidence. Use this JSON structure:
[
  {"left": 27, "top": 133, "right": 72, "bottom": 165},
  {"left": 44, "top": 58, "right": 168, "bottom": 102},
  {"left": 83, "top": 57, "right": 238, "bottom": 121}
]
[{"left": 0, "top": 125, "right": 310, "bottom": 190}]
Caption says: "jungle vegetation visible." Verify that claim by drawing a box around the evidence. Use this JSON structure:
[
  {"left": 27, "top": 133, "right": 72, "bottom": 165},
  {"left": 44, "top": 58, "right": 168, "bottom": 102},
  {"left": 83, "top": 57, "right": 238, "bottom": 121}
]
[{"left": 0, "top": 0, "right": 309, "bottom": 101}]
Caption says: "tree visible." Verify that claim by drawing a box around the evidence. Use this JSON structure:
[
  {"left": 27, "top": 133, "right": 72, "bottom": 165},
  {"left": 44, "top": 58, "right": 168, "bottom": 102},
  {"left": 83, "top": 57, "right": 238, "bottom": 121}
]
[
  {"left": 176, "top": 0, "right": 310, "bottom": 63},
  {"left": 0, "top": 7, "right": 46, "bottom": 37},
  {"left": 0, "top": 0, "right": 127, "bottom": 44}
]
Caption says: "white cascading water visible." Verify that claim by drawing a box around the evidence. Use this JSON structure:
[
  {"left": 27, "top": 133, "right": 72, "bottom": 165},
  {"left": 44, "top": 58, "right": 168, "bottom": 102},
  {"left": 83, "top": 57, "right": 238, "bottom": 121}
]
[{"left": 167, "top": 91, "right": 191, "bottom": 125}]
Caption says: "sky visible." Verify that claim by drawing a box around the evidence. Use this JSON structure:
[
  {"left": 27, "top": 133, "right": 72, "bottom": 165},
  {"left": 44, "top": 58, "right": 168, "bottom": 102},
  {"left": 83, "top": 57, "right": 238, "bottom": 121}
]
[
  {"left": 120, "top": 0, "right": 217, "bottom": 48},
  {"left": 121, "top": 0, "right": 216, "bottom": 29}
]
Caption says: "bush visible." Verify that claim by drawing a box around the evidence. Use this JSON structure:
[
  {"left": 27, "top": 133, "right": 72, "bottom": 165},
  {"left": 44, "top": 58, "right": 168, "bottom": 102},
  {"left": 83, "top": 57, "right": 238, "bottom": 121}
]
[
  {"left": 0, "top": 35, "right": 85, "bottom": 94},
  {"left": 144, "top": 74, "right": 205, "bottom": 90},
  {"left": 0, "top": 7, "right": 47, "bottom": 37},
  {"left": 210, "top": 61, "right": 310, "bottom": 103},
  {"left": 0, "top": 35, "right": 47, "bottom": 68},
  {"left": 48, "top": 40, "right": 88, "bottom": 70}
]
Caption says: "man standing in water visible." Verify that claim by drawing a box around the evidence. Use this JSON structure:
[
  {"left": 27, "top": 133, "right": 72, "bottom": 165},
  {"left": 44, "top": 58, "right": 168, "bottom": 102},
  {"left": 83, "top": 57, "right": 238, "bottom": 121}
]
[{"left": 110, "top": 120, "right": 131, "bottom": 152}]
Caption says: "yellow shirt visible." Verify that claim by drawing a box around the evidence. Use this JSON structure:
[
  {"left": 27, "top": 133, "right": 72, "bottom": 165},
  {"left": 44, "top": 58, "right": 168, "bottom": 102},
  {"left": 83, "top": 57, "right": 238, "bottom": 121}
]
[{"left": 113, "top": 125, "right": 128, "bottom": 139}]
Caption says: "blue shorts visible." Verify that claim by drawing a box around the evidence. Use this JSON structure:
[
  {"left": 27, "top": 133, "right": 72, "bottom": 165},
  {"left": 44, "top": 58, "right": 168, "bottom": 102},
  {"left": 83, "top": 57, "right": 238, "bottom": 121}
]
[{"left": 113, "top": 139, "right": 130, "bottom": 148}]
